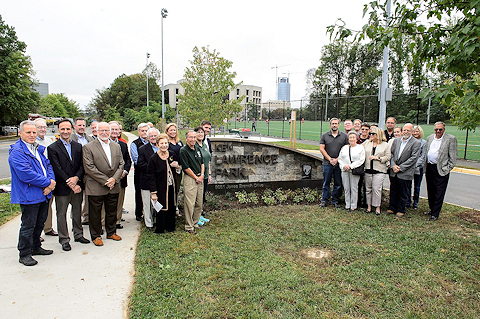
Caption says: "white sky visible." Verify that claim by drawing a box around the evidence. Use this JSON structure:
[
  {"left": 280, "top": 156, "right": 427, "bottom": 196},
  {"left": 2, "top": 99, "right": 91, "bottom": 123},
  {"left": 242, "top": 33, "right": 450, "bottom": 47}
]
[{"left": 1, "top": 0, "right": 368, "bottom": 110}]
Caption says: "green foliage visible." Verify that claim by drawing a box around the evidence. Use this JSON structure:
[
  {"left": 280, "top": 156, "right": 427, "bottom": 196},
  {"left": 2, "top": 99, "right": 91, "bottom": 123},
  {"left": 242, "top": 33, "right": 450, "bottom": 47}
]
[
  {"left": 0, "top": 15, "right": 40, "bottom": 125},
  {"left": 178, "top": 46, "right": 243, "bottom": 127},
  {"left": 445, "top": 75, "right": 480, "bottom": 132},
  {"left": 54, "top": 93, "right": 80, "bottom": 118},
  {"left": 38, "top": 94, "right": 67, "bottom": 118},
  {"left": 328, "top": 0, "right": 480, "bottom": 129}
]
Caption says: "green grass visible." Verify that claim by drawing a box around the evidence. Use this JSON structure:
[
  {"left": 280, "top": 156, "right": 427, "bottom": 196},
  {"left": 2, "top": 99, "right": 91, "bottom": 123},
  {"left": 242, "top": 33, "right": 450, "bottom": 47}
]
[
  {"left": 129, "top": 200, "right": 480, "bottom": 318},
  {"left": 225, "top": 121, "right": 480, "bottom": 161},
  {"left": 271, "top": 141, "right": 319, "bottom": 151},
  {"left": 0, "top": 179, "right": 20, "bottom": 226}
]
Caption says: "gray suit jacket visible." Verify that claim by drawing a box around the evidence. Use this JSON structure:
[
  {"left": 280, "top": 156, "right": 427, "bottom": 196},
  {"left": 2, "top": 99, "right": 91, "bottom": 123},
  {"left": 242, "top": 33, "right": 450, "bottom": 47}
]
[
  {"left": 425, "top": 133, "right": 457, "bottom": 176},
  {"left": 82, "top": 139, "right": 124, "bottom": 196},
  {"left": 389, "top": 137, "right": 421, "bottom": 180}
]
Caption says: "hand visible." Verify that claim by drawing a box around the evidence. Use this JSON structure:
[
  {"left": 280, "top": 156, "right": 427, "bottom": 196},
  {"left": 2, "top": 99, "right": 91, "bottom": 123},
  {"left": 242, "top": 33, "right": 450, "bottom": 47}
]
[
  {"left": 104, "top": 177, "right": 115, "bottom": 189},
  {"left": 121, "top": 171, "right": 127, "bottom": 179},
  {"left": 368, "top": 156, "right": 376, "bottom": 161},
  {"left": 343, "top": 165, "right": 351, "bottom": 171},
  {"left": 151, "top": 193, "right": 158, "bottom": 202},
  {"left": 392, "top": 165, "right": 401, "bottom": 173},
  {"left": 208, "top": 175, "right": 211, "bottom": 184},
  {"left": 196, "top": 176, "right": 203, "bottom": 184},
  {"left": 170, "top": 161, "right": 178, "bottom": 168},
  {"left": 329, "top": 158, "right": 338, "bottom": 166},
  {"left": 43, "top": 187, "right": 52, "bottom": 196},
  {"left": 66, "top": 176, "right": 79, "bottom": 188},
  {"left": 73, "top": 185, "right": 82, "bottom": 194}
]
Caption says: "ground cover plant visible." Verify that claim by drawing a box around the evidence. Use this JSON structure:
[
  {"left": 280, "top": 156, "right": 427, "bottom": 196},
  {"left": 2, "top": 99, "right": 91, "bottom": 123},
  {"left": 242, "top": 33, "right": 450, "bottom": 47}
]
[
  {"left": 0, "top": 179, "right": 19, "bottom": 226},
  {"left": 129, "top": 190, "right": 480, "bottom": 318}
]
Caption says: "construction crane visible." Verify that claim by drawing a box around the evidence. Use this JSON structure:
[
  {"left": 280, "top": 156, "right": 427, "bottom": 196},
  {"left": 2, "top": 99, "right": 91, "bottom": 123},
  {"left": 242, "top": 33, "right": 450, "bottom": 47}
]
[{"left": 271, "top": 64, "right": 290, "bottom": 100}]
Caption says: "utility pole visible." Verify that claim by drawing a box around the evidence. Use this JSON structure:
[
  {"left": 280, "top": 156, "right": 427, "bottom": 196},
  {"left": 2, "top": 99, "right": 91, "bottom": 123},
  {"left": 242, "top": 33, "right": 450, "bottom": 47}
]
[{"left": 378, "top": 0, "right": 392, "bottom": 130}]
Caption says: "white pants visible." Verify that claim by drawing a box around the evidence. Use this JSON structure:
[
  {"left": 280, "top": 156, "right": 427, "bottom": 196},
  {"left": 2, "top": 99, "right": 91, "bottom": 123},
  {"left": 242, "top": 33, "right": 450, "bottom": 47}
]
[
  {"left": 141, "top": 189, "right": 154, "bottom": 227},
  {"left": 341, "top": 171, "right": 360, "bottom": 209},
  {"left": 365, "top": 173, "right": 386, "bottom": 207}
]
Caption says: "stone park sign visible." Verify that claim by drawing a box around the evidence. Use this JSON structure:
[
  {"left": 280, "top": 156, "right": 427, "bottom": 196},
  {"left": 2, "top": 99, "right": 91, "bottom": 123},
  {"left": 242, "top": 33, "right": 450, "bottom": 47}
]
[{"left": 210, "top": 138, "right": 323, "bottom": 193}]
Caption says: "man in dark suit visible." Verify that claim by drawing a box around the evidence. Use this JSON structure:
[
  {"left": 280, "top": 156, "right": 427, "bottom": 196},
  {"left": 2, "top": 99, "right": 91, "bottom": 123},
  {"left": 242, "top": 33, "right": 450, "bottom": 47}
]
[
  {"left": 130, "top": 123, "right": 149, "bottom": 221},
  {"left": 137, "top": 127, "right": 159, "bottom": 228},
  {"left": 424, "top": 121, "right": 458, "bottom": 221},
  {"left": 48, "top": 119, "right": 90, "bottom": 251},
  {"left": 83, "top": 122, "right": 125, "bottom": 246},
  {"left": 109, "top": 121, "right": 132, "bottom": 229},
  {"left": 388, "top": 123, "right": 421, "bottom": 218}
]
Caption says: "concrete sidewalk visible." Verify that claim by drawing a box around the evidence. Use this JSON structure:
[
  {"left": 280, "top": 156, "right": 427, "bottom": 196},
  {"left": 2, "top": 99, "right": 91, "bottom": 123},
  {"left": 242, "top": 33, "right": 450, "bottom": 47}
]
[{"left": 0, "top": 132, "right": 141, "bottom": 319}]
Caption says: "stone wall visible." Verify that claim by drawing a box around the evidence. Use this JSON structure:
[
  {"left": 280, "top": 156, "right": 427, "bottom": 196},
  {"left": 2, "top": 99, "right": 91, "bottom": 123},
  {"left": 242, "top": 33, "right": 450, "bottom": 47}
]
[{"left": 209, "top": 138, "right": 323, "bottom": 193}]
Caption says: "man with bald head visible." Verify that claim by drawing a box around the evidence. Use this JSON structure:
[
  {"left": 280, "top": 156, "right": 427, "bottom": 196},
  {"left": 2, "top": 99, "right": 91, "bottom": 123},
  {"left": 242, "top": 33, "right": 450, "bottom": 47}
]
[
  {"left": 83, "top": 122, "right": 124, "bottom": 246},
  {"left": 388, "top": 123, "right": 421, "bottom": 218}
]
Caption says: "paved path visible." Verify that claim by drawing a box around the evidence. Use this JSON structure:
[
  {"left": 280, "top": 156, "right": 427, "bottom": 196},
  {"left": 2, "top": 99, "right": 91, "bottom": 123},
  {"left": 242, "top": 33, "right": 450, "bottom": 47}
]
[{"left": 0, "top": 132, "right": 141, "bottom": 319}]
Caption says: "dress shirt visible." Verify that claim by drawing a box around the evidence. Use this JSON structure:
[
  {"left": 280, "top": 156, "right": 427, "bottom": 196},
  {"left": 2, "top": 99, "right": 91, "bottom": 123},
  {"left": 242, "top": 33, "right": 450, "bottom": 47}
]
[
  {"left": 112, "top": 138, "right": 128, "bottom": 175},
  {"left": 99, "top": 138, "right": 112, "bottom": 166},
  {"left": 76, "top": 133, "right": 89, "bottom": 146},
  {"left": 427, "top": 134, "right": 443, "bottom": 164},
  {"left": 130, "top": 137, "right": 148, "bottom": 165},
  {"left": 22, "top": 140, "right": 47, "bottom": 177},
  {"left": 150, "top": 142, "right": 159, "bottom": 153},
  {"left": 61, "top": 138, "right": 72, "bottom": 160},
  {"left": 398, "top": 136, "right": 412, "bottom": 159}
]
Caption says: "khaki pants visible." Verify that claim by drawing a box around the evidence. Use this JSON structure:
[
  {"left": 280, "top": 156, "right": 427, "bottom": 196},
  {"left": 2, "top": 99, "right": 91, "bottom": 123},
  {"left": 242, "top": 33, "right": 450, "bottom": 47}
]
[
  {"left": 141, "top": 189, "right": 154, "bottom": 227},
  {"left": 365, "top": 173, "right": 386, "bottom": 208},
  {"left": 43, "top": 196, "right": 54, "bottom": 233},
  {"left": 183, "top": 175, "right": 204, "bottom": 231}
]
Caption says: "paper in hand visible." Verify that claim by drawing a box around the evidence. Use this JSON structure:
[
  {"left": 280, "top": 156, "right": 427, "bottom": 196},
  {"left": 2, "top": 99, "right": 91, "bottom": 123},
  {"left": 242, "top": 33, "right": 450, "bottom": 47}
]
[{"left": 151, "top": 199, "right": 163, "bottom": 212}]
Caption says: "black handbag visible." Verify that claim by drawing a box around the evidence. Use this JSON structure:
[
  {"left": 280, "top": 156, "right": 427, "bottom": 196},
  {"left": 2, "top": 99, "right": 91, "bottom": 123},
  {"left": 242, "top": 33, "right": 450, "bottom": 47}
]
[{"left": 349, "top": 146, "right": 365, "bottom": 176}]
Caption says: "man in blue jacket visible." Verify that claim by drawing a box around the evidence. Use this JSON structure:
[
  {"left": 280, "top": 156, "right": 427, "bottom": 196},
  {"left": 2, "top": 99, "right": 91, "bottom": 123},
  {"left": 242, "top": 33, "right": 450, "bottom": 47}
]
[{"left": 9, "top": 120, "right": 56, "bottom": 266}]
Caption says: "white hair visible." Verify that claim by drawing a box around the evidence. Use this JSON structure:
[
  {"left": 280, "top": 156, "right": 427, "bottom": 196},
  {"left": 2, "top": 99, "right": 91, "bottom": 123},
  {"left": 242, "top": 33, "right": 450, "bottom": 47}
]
[{"left": 147, "top": 127, "right": 160, "bottom": 137}]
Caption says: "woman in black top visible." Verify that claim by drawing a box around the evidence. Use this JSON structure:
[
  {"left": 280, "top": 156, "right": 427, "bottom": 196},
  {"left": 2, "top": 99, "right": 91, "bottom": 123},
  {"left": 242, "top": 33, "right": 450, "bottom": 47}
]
[
  {"left": 165, "top": 123, "right": 183, "bottom": 216},
  {"left": 147, "top": 133, "right": 179, "bottom": 233}
]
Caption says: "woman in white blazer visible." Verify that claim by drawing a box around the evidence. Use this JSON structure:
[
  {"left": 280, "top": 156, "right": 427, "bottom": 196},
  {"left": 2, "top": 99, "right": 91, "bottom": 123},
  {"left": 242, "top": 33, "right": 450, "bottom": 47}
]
[
  {"left": 363, "top": 127, "right": 391, "bottom": 215},
  {"left": 338, "top": 131, "right": 365, "bottom": 211}
]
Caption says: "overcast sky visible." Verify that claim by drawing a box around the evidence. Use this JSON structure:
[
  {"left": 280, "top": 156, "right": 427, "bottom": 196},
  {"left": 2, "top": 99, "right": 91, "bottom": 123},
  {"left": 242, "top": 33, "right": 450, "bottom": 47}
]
[{"left": 1, "top": 0, "right": 368, "bottom": 110}]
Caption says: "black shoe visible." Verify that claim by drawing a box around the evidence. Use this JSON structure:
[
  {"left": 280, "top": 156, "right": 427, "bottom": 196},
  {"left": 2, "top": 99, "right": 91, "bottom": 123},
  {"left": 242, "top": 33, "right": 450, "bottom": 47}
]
[
  {"left": 121, "top": 218, "right": 125, "bottom": 222},
  {"left": 31, "top": 247, "right": 53, "bottom": 256},
  {"left": 424, "top": 211, "right": 431, "bottom": 215},
  {"left": 375, "top": 211, "right": 381, "bottom": 216},
  {"left": 100, "top": 229, "right": 104, "bottom": 235},
  {"left": 136, "top": 216, "right": 143, "bottom": 221},
  {"left": 429, "top": 216, "right": 438, "bottom": 221},
  {"left": 333, "top": 203, "right": 341, "bottom": 209},
  {"left": 319, "top": 202, "right": 328, "bottom": 208},
  {"left": 116, "top": 224, "right": 124, "bottom": 229},
  {"left": 74, "top": 236, "right": 90, "bottom": 244},
  {"left": 82, "top": 221, "right": 89, "bottom": 225},
  {"left": 62, "top": 242, "right": 72, "bottom": 251},
  {"left": 45, "top": 230, "right": 58, "bottom": 236},
  {"left": 19, "top": 255, "right": 38, "bottom": 266}
]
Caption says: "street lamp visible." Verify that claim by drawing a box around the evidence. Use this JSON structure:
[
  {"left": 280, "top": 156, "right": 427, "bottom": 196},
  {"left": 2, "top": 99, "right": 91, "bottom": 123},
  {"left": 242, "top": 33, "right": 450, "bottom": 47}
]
[
  {"left": 146, "top": 53, "right": 150, "bottom": 109},
  {"left": 161, "top": 8, "right": 168, "bottom": 119}
]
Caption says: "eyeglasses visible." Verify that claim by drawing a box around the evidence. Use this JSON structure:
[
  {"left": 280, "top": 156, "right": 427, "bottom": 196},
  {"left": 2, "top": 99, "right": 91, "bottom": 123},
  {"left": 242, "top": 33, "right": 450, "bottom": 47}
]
[
  {"left": 434, "top": 128, "right": 444, "bottom": 132},
  {"left": 98, "top": 129, "right": 110, "bottom": 132},
  {"left": 361, "top": 128, "right": 369, "bottom": 131},
  {"left": 369, "top": 132, "right": 377, "bottom": 135}
]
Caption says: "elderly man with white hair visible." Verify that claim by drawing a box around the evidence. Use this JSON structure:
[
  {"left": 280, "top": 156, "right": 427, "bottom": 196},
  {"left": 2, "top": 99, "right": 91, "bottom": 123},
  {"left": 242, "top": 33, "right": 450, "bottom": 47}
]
[
  {"left": 34, "top": 118, "right": 58, "bottom": 238},
  {"left": 83, "top": 122, "right": 124, "bottom": 246},
  {"left": 137, "top": 127, "right": 159, "bottom": 228}
]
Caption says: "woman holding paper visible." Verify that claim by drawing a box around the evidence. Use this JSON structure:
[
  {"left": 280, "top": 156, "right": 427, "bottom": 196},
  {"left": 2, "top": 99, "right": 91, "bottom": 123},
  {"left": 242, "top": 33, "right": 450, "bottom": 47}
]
[{"left": 147, "top": 133, "right": 178, "bottom": 233}]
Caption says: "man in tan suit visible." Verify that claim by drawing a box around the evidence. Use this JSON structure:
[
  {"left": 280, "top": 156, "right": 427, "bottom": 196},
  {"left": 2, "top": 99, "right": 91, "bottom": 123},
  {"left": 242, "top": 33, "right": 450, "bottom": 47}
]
[{"left": 83, "top": 122, "right": 124, "bottom": 246}]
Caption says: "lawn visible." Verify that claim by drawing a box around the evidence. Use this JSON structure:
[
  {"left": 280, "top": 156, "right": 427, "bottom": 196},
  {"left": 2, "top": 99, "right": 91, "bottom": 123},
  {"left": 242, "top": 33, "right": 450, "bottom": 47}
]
[
  {"left": 129, "top": 197, "right": 480, "bottom": 318},
  {"left": 0, "top": 179, "right": 20, "bottom": 226},
  {"left": 220, "top": 120, "right": 480, "bottom": 161}
]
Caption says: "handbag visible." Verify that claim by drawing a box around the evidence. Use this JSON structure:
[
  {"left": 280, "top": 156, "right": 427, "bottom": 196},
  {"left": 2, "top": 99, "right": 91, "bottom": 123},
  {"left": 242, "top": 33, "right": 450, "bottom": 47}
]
[{"left": 349, "top": 146, "right": 365, "bottom": 176}]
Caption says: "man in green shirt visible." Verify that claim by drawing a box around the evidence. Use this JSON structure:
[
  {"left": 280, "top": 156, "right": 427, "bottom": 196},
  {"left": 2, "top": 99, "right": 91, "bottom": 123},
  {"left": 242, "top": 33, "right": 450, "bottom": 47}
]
[{"left": 179, "top": 131, "right": 205, "bottom": 234}]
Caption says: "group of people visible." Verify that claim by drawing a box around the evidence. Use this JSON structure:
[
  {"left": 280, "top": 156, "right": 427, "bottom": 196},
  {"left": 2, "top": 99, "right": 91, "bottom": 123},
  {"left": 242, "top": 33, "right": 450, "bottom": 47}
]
[
  {"left": 319, "top": 117, "right": 457, "bottom": 221},
  {"left": 130, "top": 121, "right": 212, "bottom": 235},
  {"left": 9, "top": 118, "right": 214, "bottom": 266}
]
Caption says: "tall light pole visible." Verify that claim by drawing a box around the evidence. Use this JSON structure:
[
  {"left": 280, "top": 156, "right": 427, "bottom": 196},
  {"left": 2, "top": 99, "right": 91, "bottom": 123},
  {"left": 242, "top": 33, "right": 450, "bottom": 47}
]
[
  {"left": 146, "top": 52, "right": 150, "bottom": 109},
  {"left": 378, "top": 0, "right": 392, "bottom": 129},
  {"left": 161, "top": 8, "right": 168, "bottom": 119}
]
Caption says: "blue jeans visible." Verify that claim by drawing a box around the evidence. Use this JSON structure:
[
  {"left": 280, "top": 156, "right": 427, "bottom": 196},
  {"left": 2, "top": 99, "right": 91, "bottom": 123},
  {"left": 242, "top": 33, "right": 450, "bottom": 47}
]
[
  {"left": 18, "top": 200, "right": 49, "bottom": 257},
  {"left": 322, "top": 165, "right": 342, "bottom": 204}
]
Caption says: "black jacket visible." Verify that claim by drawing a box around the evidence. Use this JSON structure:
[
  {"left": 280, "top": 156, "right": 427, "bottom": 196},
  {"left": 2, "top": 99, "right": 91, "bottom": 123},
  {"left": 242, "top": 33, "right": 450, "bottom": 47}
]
[
  {"left": 137, "top": 143, "right": 155, "bottom": 190},
  {"left": 47, "top": 139, "right": 84, "bottom": 196},
  {"left": 117, "top": 140, "right": 132, "bottom": 188}
]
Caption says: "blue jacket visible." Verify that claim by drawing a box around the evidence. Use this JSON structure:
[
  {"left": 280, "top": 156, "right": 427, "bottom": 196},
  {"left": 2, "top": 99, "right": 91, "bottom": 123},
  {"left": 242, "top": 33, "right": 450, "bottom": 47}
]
[{"left": 9, "top": 139, "right": 55, "bottom": 205}]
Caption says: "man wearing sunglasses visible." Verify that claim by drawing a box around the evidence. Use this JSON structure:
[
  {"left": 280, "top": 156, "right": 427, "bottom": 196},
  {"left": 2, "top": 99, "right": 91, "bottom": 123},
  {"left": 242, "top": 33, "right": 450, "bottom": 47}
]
[{"left": 424, "top": 122, "right": 457, "bottom": 221}]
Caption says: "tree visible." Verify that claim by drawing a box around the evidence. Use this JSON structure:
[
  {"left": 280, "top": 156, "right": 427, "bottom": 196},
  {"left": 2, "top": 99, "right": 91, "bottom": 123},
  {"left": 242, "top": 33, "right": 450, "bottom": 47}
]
[
  {"left": 177, "top": 46, "right": 243, "bottom": 127},
  {"left": 54, "top": 93, "right": 81, "bottom": 118},
  {"left": 328, "top": 0, "right": 480, "bottom": 126},
  {"left": 38, "top": 94, "right": 67, "bottom": 118},
  {"left": 0, "top": 15, "right": 40, "bottom": 125}
]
